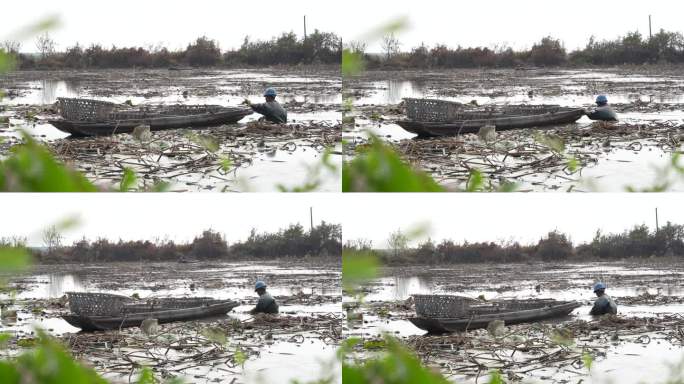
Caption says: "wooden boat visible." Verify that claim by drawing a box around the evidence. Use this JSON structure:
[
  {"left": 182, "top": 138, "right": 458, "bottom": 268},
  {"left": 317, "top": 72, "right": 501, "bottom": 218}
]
[
  {"left": 398, "top": 98, "right": 585, "bottom": 137},
  {"left": 48, "top": 98, "right": 252, "bottom": 137},
  {"left": 408, "top": 294, "right": 581, "bottom": 334},
  {"left": 62, "top": 292, "right": 239, "bottom": 332}
]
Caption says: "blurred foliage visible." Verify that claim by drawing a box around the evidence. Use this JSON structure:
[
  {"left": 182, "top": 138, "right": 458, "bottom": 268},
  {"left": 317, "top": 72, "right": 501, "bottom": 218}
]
[
  {"left": 343, "top": 136, "right": 444, "bottom": 192},
  {"left": 342, "top": 49, "right": 365, "bottom": 77},
  {"left": 0, "top": 330, "right": 181, "bottom": 384},
  {"left": 0, "top": 133, "right": 98, "bottom": 192},
  {"left": 625, "top": 152, "right": 684, "bottom": 192},
  {"left": 278, "top": 148, "right": 338, "bottom": 192},
  {"left": 342, "top": 249, "right": 379, "bottom": 293},
  {"left": 119, "top": 168, "right": 138, "bottom": 192},
  {"left": 342, "top": 336, "right": 450, "bottom": 384},
  {"left": 0, "top": 330, "right": 108, "bottom": 384},
  {"left": 343, "top": 135, "right": 518, "bottom": 192}
]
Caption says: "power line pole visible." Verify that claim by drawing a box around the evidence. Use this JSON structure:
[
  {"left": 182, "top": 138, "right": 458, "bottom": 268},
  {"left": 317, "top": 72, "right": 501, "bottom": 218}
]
[
  {"left": 649, "top": 15, "right": 653, "bottom": 40},
  {"left": 655, "top": 207, "right": 659, "bottom": 233},
  {"left": 304, "top": 15, "right": 307, "bottom": 41},
  {"left": 310, "top": 206, "right": 313, "bottom": 231}
]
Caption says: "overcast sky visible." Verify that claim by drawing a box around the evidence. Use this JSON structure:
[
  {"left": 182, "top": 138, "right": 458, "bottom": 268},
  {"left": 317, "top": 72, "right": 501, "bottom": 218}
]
[
  {"left": 341, "top": 194, "right": 683, "bottom": 247},
  {"left": 344, "top": 0, "right": 683, "bottom": 52},
  {"left": 0, "top": 194, "right": 340, "bottom": 246},
  {"left": 2, "top": 0, "right": 343, "bottom": 53},
  {"left": 3, "top": 1, "right": 681, "bottom": 53}
]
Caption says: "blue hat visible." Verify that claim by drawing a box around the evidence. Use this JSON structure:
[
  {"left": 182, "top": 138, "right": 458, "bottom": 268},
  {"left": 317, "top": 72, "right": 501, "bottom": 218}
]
[
  {"left": 255, "top": 281, "right": 267, "bottom": 291},
  {"left": 264, "top": 88, "right": 277, "bottom": 97},
  {"left": 593, "top": 282, "right": 606, "bottom": 292},
  {"left": 596, "top": 95, "right": 608, "bottom": 104}
]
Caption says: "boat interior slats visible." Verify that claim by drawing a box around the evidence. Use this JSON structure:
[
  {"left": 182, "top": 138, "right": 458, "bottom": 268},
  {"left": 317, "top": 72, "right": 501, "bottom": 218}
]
[{"left": 404, "top": 97, "right": 572, "bottom": 123}]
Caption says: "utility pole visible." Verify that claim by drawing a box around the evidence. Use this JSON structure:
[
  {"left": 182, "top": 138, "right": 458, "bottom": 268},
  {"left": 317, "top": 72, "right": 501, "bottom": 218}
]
[
  {"left": 304, "top": 15, "right": 307, "bottom": 41},
  {"left": 649, "top": 15, "right": 653, "bottom": 40},
  {"left": 655, "top": 207, "right": 659, "bottom": 233},
  {"left": 310, "top": 206, "right": 313, "bottom": 231}
]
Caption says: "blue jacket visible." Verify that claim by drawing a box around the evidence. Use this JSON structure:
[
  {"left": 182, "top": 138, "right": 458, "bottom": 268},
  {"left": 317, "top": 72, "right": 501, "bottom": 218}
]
[
  {"left": 590, "top": 294, "right": 617, "bottom": 315},
  {"left": 587, "top": 105, "right": 618, "bottom": 121},
  {"left": 251, "top": 100, "right": 287, "bottom": 123},
  {"left": 253, "top": 292, "right": 279, "bottom": 314}
]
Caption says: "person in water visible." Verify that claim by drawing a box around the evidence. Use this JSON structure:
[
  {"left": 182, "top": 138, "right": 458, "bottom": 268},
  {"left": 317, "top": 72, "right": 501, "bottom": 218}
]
[
  {"left": 585, "top": 95, "right": 618, "bottom": 121},
  {"left": 246, "top": 88, "right": 287, "bottom": 123},
  {"left": 589, "top": 282, "right": 618, "bottom": 316},
  {"left": 249, "top": 280, "right": 279, "bottom": 314}
]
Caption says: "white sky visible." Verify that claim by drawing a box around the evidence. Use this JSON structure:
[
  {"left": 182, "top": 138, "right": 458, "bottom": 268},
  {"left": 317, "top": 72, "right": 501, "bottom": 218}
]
[
  {"left": 2, "top": 0, "right": 343, "bottom": 53},
  {"left": 343, "top": 0, "right": 684, "bottom": 52},
  {"left": 341, "top": 194, "right": 684, "bottom": 247},
  {"left": 0, "top": 194, "right": 341, "bottom": 246},
  {"left": 3, "top": 1, "right": 681, "bottom": 54}
]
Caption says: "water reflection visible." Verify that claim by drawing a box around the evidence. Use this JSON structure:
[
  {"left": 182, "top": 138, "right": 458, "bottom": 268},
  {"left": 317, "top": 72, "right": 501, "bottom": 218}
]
[
  {"left": 38, "top": 80, "right": 82, "bottom": 104},
  {"left": 8, "top": 268, "right": 340, "bottom": 301},
  {"left": 354, "top": 71, "right": 684, "bottom": 106},
  {"left": 46, "top": 273, "right": 84, "bottom": 298}
]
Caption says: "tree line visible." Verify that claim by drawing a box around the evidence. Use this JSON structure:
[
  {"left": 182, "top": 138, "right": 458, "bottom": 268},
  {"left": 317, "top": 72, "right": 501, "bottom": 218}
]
[
  {"left": 345, "top": 222, "right": 684, "bottom": 264},
  {"left": 2, "top": 30, "right": 341, "bottom": 70},
  {"left": 1, "top": 222, "right": 341, "bottom": 263},
  {"left": 347, "top": 29, "right": 684, "bottom": 69}
]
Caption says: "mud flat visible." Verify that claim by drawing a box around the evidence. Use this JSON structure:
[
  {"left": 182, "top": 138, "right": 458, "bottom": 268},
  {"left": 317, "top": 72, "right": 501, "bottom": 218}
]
[
  {"left": 0, "top": 260, "right": 342, "bottom": 384},
  {"left": 344, "top": 67, "right": 684, "bottom": 191},
  {"left": 344, "top": 260, "right": 684, "bottom": 383},
  {"left": 0, "top": 67, "right": 342, "bottom": 192}
]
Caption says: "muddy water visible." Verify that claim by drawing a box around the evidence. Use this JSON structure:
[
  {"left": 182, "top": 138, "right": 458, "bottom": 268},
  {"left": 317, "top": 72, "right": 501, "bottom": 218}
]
[
  {"left": 0, "top": 261, "right": 341, "bottom": 384},
  {"left": 346, "top": 261, "right": 684, "bottom": 383},
  {"left": 0, "top": 68, "right": 342, "bottom": 192},
  {"left": 345, "top": 68, "right": 684, "bottom": 192}
]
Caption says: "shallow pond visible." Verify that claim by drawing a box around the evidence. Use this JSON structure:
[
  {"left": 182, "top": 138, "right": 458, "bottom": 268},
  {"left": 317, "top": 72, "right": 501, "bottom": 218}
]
[
  {"left": 1, "top": 261, "right": 342, "bottom": 384},
  {"left": 346, "top": 68, "right": 684, "bottom": 192},
  {"left": 345, "top": 261, "right": 684, "bottom": 384},
  {"left": 0, "top": 69, "right": 342, "bottom": 192}
]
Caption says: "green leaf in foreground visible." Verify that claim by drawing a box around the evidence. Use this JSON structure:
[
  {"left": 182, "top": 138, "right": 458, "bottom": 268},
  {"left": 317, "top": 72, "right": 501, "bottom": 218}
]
[
  {"left": 488, "top": 370, "right": 504, "bottom": 384},
  {"left": 0, "top": 133, "right": 97, "bottom": 192},
  {"left": 119, "top": 167, "right": 138, "bottom": 191},
  {"left": 0, "top": 50, "right": 17, "bottom": 73},
  {"left": 0, "top": 246, "right": 32, "bottom": 273},
  {"left": 342, "top": 336, "right": 449, "bottom": 384},
  {"left": 0, "top": 330, "right": 108, "bottom": 384},
  {"left": 534, "top": 133, "right": 565, "bottom": 153},
  {"left": 342, "top": 250, "right": 378, "bottom": 291},
  {"left": 582, "top": 352, "right": 594, "bottom": 371},
  {"left": 343, "top": 136, "right": 444, "bottom": 192},
  {"left": 187, "top": 133, "right": 219, "bottom": 153},
  {"left": 342, "top": 49, "right": 365, "bottom": 77}
]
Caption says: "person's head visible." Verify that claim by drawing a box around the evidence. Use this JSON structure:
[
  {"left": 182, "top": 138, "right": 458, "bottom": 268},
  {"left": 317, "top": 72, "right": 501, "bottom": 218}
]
[
  {"left": 593, "top": 282, "right": 607, "bottom": 297},
  {"left": 264, "top": 88, "right": 277, "bottom": 102},
  {"left": 255, "top": 280, "right": 267, "bottom": 295},
  {"left": 595, "top": 95, "right": 608, "bottom": 106}
]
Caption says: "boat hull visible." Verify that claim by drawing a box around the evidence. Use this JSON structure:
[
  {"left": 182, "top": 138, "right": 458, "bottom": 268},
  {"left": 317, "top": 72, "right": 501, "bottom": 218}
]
[
  {"left": 397, "top": 108, "right": 585, "bottom": 137},
  {"left": 48, "top": 109, "right": 252, "bottom": 137},
  {"left": 409, "top": 301, "right": 581, "bottom": 334},
  {"left": 62, "top": 301, "right": 239, "bottom": 331}
]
